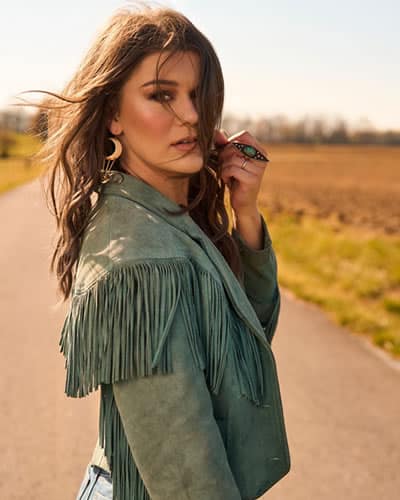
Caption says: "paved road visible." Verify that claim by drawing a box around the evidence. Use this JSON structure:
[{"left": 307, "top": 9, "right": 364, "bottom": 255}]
[
  {"left": 1, "top": 178, "right": 399, "bottom": 499},
  {"left": 0, "top": 179, "right": 100, "bottom": 499}
]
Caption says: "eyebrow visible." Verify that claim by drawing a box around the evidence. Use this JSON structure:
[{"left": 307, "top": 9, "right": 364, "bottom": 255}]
[{"left": 141, "top": 79, "right": 179, "bottom": 87}]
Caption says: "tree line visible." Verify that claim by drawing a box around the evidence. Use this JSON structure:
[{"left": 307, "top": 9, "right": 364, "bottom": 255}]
[
  {"left": 1, "top": 107, "right": 399, "bottom": 159},
  {"left": 221, "top": 112, "right": 400, "bottom": 146}
]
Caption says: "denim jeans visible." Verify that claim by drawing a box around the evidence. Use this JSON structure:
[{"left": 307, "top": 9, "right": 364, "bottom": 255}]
[{"left": 76, "top": 464, "right": 113, "bottom": 499}]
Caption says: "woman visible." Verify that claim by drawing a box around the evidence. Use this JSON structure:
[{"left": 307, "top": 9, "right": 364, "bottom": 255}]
[{"left": 22, "top": 4, "right": 290, "bottom": 499}]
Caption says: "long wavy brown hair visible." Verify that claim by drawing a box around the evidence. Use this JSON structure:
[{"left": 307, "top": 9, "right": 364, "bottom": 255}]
[{"left": 17, "top": 3, "right": 243, "bottom": 302}]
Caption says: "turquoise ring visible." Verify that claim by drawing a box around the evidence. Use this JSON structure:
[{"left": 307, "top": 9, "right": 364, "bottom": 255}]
[{"left": 231, "top": 142, "right": 269, "bottom": 162}]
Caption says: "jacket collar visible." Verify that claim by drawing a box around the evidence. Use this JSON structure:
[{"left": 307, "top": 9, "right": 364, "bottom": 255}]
[
  {"left": 96, "top": 170, "right": 195, "bottom": 234},
  {"left": 95, "top": 170, "right": 269, "bottom": 349}
]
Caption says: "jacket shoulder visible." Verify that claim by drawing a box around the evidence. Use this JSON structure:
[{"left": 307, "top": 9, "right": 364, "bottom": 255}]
[{"left": 75, "top": 195, "right": 186, "bottom": 292}]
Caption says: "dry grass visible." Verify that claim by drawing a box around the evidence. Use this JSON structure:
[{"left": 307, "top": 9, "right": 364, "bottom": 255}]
[{"left": 260, "top": 144, "right": 400, "bottom": 235}]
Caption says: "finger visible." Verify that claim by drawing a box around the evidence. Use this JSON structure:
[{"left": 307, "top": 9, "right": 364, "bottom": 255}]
[
  {"left": 218, "top": 144, "right": 255, "bottom": 163},
  {"left": 228, "top": 129, "right": 258, "bottom": 146},
  {"left": 220, "top": 152, "right": 266, "bottom": 173},
  {"left": 213, "top": 128, "right": 229, "bottom": 148},
  {"left": 220, "top": 163, "right": 258, "bottom": 186},
  {"left": 232, "top": 143, "right": 269, "bottom": 163},
  {"left": 226, "top": 130, "right": 268, "bottom": 157},
  {"left": 217, "top": 143, "right": 239, "bottom": 161}
]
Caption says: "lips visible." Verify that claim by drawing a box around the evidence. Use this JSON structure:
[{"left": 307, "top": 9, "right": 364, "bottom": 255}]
[
  {"left": 172, "top": 140, "right": 200, "bottom": 153},
  {"left": 172, "top": 136, "right": 197, "bottom": 145}
]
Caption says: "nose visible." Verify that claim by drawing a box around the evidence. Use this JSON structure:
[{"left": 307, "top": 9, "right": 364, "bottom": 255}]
[{"left": 177, "top": 94, "right": 198, "bottom": 128}]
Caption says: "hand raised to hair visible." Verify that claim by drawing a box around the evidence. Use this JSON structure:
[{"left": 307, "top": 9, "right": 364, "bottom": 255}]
[{"left": 213, "top": 129, "right": 269, "bottom": 217}]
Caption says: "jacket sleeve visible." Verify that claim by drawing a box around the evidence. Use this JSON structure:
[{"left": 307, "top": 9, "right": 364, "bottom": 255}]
[
  {"left": 112, "top": 298, "right": 242, "bottom": 500},
  {"left": 231, "top": 212, "right": 281, "bottom": 344}
]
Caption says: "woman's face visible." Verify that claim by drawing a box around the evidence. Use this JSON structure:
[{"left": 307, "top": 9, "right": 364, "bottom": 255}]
[{"left": 109, "top": 50, "right": 203, "bottom": 192}]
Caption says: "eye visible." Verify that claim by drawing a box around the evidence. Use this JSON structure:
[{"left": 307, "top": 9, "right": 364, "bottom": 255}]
[{"left": 149, "top": 91, "right": 173, "bottom": 102}]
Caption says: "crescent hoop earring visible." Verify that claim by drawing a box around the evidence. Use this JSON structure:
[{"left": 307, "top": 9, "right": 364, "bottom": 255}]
[{"left": 100, "top": 137, "right": 123, "bottom": 184}]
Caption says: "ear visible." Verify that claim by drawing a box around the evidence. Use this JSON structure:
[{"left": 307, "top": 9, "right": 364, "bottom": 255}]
[
  {"left": 106, "top": 97, "right": 123, "bottom": 135},
  {"left": 108, "top": 114, "right": 123, "bottom": 136}
]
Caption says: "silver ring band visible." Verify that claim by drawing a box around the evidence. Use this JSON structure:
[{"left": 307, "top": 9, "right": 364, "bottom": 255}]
[{"left": 240, "top": 158, "right": 249, "bottom": 170}]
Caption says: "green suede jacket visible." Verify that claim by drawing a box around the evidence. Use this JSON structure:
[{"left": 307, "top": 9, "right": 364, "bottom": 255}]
[{"left": 59, "top": 170, "right": 290, "bottom": 500}]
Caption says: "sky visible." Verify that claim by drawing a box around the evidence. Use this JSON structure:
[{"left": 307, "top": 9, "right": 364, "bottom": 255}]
[{"left": 1, "top": 0, "right": 399, "bottom": 131}]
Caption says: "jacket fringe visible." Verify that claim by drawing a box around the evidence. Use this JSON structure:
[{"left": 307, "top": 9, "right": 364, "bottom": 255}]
[
  {"left": 59, "top": 258, "right": 268, "bottom": 499},
  {"left": 99, "top": 383, "right": 151, "bottom": 500}
]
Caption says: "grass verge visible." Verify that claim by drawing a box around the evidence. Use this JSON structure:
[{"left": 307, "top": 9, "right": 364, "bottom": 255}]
[
  {"left": 0, "top": 132, "right": 44, "bottom": 195},
  {"left": 262, "top": 209, "right": 400, "bottom": 359}
]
